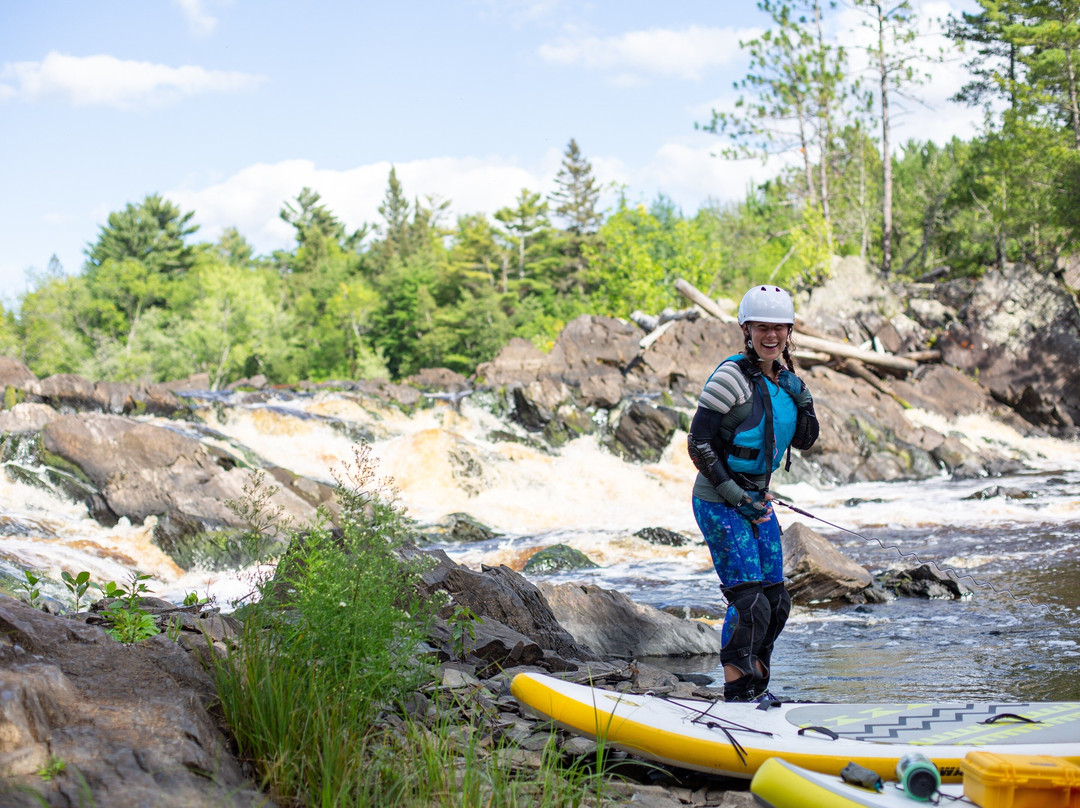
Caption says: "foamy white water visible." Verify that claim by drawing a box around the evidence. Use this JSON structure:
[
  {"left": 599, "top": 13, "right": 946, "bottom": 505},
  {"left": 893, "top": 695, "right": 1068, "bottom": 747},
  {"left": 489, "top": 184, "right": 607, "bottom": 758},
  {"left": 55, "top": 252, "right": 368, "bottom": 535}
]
[{"left": 1, "top": 388, "right": 1078, "bottom": 701}]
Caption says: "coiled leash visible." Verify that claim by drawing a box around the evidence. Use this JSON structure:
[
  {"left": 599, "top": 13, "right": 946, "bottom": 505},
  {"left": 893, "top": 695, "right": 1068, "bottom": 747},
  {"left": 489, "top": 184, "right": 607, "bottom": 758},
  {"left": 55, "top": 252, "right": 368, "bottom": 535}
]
[{"left": 773, "top": 499, "right": 1077, "bottom": 623}]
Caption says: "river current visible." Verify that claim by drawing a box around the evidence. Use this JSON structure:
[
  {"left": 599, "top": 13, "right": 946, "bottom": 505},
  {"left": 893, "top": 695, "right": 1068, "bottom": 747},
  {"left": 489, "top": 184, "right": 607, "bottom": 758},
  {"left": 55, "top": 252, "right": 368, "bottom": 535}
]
[{"left": 2, "top": 389, "right": 1077, "bottom": 703}]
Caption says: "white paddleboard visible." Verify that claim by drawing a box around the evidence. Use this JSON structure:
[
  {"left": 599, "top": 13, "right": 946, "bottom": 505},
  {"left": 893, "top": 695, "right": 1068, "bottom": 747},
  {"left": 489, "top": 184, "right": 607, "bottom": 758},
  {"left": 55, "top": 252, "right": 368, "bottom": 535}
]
[{"left": 510, "top": 670, "right": 1080, "bottom": 780}]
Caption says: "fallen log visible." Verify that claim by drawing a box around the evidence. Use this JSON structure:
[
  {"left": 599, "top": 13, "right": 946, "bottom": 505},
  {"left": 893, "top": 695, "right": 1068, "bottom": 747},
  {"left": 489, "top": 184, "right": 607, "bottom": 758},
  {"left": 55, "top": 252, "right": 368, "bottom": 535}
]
[
  {"left": 674, "top": 278, "right": 919, "bottom": 374},
  {"left": 795, "top": 333, "right": 918, "bottom": 373},
  {"left": 673, "top": 279, "right": 738, "bottom": 323}
]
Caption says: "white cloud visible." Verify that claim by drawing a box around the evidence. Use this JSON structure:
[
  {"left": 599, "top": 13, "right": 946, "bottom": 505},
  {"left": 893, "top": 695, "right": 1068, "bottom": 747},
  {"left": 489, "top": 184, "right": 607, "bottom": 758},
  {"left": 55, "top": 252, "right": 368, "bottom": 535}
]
[
  {"left": 173, "top": 0, "right": 218, "bottom": 36},
  {"left": 638, "top": 137, "right": 793, "bottom": 209},
  {"left": 539, "top": 25, "right": 760, "bottom": 83},
  {"left": 0, "top": 52, "right": 264, "bottom": 108},
  {"left": 167, "top": 156, "right": 559, "bottom": 254}
]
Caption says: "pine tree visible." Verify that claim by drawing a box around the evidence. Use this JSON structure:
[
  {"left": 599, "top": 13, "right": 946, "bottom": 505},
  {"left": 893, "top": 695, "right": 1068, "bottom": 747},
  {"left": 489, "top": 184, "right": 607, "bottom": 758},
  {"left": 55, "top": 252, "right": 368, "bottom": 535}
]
[
  {"left": 378, "top": 167, "right": 412, "bottom": 259},
  {"left": 549, "top": 139, "right": 602, "bottom": 235},
  {"left": 85, "top": 194, "right": 198, "bottom": 276},
  {"left": 494, "top": 188, "right": 551, "bottom": 287}
]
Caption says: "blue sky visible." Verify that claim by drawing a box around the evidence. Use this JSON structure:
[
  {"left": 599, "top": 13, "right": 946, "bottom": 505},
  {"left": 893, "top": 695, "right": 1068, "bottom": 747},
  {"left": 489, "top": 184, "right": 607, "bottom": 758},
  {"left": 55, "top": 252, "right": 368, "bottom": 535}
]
[{"left": 1, "top": 0, "right": 980, "bottom": 305}]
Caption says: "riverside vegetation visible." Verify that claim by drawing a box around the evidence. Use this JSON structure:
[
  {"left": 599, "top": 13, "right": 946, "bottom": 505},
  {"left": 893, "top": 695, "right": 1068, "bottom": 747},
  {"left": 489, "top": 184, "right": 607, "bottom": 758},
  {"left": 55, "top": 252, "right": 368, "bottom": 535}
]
[{"left": 9, "top": 450, "right": 642, "bottom": 808}]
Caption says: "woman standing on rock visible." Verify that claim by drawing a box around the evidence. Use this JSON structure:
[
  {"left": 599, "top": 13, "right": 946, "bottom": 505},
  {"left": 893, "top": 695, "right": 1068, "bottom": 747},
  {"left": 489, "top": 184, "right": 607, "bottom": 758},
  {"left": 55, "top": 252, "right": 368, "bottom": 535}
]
[{"left": 686, "top": 285, "right": 819, "bottom": 703}]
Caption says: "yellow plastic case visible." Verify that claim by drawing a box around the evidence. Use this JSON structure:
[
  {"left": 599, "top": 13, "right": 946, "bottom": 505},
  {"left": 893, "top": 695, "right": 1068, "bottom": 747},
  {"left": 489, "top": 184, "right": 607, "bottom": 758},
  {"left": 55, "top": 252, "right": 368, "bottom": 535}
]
[{"left": 961, "top": 752, "right": 1080, "bottom": 808}]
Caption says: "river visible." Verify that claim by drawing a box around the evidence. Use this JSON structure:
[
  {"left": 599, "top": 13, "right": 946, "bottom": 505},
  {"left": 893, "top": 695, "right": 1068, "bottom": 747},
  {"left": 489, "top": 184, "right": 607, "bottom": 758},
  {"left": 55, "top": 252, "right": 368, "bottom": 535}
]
[{"left": 2, "top": 388, "right": 1077, "bottom": 703}]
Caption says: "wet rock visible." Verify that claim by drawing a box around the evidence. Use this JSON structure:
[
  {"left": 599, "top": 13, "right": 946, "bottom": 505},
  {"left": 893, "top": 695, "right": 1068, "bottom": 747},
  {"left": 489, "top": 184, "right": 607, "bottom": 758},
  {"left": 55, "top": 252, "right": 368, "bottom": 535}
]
[
  {"left": 635, "top": 526, "right": 696, "bottom": 547},
  {"left": 537, "top": 581, "right": 726, "bottom": 657},
  {"left": 404, "top": 367, "right": 470, "bottom": 393},
  {"left": 523, "top": 544, "right": 599, "bottom": 574},
  {"left": 781, "top": 523, "right": 884, "bottom": 604},
  {"left": 0, "top": 595, "right": 267, "bottom": 808},
  {"left": 631, "top": 317, "right": 744, "bottom": 395},
  {"left": 660, "top": 603, "right": 725, "bottom": 621},
  {"left": 412, "top": 546, "right": 596, "bottom": 661},
  {"left": 799, "top": 365, "right": 1019, "bottom": 484},
  {"left": 0, "top": 358, "right": 39, "bottom": 394},
  {"left": 512, "top": 378, "right": 572, "bottom": 430},
  {"left": 422, "top": 512, "right": 499, "bottom": 543},
  {"left": 40, "top": 413, "right": 318, "bottom": 556},
  {"left": 0, "top": 402, "right": 58, "bottom": 433},
  {"left": 473, "top": 337, "right": 547, "bottom": 388},
  {"left": 878, "top": 563, "right": 973, "bottom": 599},
  {"left": 963, "top": 486, "right": 1035, "bottom": 501},
  {"left": 613, "top": 401, "right": 682, "bottom": 462}
]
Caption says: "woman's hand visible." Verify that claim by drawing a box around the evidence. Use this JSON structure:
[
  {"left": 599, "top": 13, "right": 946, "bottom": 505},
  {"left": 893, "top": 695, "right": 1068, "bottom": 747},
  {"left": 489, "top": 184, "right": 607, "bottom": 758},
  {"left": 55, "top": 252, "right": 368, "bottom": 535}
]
[{"left": 735, "top": 490, "right": 774, "bottom": 524}]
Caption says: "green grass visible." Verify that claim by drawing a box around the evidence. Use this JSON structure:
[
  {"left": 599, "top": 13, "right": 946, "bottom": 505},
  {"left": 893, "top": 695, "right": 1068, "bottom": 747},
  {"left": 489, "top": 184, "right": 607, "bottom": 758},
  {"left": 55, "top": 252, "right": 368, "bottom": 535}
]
[{"left": 211, "top": 447, "right": 621, "bottom": 807}]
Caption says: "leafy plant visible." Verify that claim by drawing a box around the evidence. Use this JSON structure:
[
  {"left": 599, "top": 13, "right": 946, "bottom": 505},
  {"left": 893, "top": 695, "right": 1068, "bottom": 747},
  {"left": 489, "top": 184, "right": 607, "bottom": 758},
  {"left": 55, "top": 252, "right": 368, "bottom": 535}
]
[
  {"left": 36, "top": 755, "right": 66, "bottom": 781},
  {"left": 449, "top": 603, "right": 478, "bottom": 662},
  {"left": 183, "top": 590, "right": 210, "bottom": 608},
  {"left": 16, "top": 570, "right": 42, "bottom": 609},
  {"left": 103, "top": 606, "right": 159, "bottom": 644},
  {"left": 61, "top": 570, "right": 91, "bottom": 613},
  {"left": 96, "top": 570, "right": 159, "bottom": 644}
]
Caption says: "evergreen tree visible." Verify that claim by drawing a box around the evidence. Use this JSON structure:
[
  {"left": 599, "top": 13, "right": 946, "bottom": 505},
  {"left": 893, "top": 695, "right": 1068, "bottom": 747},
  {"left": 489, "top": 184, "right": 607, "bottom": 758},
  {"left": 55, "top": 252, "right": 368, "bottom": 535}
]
[
  {"left": 494, "top": 188, "right": 553, "bottom": 289},
  {"left": 549, "top": 139, "right": 602, "bottom": 235},
  {"left": 85, "top": 194, "right": 198, "bottom": 276},
  {"left": 700, "top": 2, "right": 849, "bottom": 253},
  {"left": 377, "top": 167, "right": 413, "bottom": 261}
]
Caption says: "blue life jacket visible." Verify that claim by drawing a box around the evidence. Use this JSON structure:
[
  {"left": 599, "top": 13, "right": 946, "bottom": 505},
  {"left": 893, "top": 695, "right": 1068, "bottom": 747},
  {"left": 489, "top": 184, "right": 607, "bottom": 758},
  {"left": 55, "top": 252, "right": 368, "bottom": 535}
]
[{"left": 711, "top": 354, "right": 798, "bottom": 479}]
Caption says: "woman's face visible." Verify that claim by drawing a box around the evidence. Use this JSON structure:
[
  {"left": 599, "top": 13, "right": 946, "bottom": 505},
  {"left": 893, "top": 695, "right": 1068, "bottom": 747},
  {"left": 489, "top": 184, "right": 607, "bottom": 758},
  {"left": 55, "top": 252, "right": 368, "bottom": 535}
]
[{"left": 746, "top": 321, "right": 791, "bottom": 363}]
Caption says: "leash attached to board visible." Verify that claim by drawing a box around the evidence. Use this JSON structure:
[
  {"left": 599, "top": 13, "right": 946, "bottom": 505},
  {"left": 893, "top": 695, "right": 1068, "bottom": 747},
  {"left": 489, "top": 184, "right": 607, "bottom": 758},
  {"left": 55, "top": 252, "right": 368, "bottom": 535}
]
[{"left": 772, "top": 498, "right": 1077, "bottom": 623}]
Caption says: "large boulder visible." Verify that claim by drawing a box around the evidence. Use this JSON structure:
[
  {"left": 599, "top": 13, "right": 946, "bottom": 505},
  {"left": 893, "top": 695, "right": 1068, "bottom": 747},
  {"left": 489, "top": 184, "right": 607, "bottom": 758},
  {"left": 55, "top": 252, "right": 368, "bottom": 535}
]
[
  {"left": 781, "top": 522, "right": 882, "bottom": 604},
  {"left": 537, "top": 581, "right": 726, "bottom": 657},
  {"left": 24, "top": 374, "right": 189, "bottom": 418},
  {"left": 415, "top": 547, "right": 596, "bottom": 662},
  {"left": 39, "top": 413, "right": 320, "bottom": 558},
  {"left": 612, "top": 401, "right": 682, "bottom": 462},
  {"left": 631, "top": 317, "right": 744, "bottom": 395},
  {"left": 798, "top": 365, "right": 1022, "bottom": 484},
  {"left": 473, "top": 337, "right": 547, "bottom": 388},
  {"left": 0, "top": 595, "right": 267, "bottom": 808},
  {"left": 937, "top": 263, "right": 1080, "bottom": 433}
]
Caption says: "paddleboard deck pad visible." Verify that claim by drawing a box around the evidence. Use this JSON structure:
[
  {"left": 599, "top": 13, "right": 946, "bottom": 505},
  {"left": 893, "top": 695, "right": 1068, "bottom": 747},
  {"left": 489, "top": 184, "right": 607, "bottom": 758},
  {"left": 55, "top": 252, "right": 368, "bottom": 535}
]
[
  {"left": 751, "top": 757, "right": 965, "bottom": 808},
  {"left": 510, "top": 671, "right": 1080, "bottom": 781}
]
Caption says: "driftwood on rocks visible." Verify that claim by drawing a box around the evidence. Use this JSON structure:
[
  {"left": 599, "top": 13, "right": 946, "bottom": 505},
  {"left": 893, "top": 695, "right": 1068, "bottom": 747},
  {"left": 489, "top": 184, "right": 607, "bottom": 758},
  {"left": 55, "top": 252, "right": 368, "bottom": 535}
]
[{"left": 674, "top": 277, "right": 921, "bottom": 375}]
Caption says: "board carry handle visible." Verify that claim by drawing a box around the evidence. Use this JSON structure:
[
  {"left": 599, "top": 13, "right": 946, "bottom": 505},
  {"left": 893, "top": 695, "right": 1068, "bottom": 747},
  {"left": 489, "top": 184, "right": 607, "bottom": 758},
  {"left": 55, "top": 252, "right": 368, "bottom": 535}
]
[
  {"left": 980, "top": 713, "right": 1041, "bottom": 725},
  {"left": 797, "top": 725, "right": 840, "bottom": 740}
]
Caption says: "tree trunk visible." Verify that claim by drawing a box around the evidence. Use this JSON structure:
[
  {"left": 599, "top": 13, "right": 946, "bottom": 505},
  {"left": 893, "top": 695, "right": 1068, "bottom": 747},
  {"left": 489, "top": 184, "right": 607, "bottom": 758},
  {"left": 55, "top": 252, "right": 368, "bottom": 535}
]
[
  {"left": 1066, "top": 47, "right": 1080, "bottom": 152},
  {"left": 814, "top": 2, "right": 834, "bottom": 251},
  {"left": 878, "top": 5, "right": 894, "bottom": 277},
  {"left": 797, "top": 96, "right": 817, "bottom": 204}
]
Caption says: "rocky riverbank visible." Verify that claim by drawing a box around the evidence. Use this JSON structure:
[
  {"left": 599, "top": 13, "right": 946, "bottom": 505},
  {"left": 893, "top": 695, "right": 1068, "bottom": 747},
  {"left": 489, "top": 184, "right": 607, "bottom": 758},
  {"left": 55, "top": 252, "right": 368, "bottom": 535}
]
[{"left": 0, "top": 518, "right": 966, "bottom": 808}]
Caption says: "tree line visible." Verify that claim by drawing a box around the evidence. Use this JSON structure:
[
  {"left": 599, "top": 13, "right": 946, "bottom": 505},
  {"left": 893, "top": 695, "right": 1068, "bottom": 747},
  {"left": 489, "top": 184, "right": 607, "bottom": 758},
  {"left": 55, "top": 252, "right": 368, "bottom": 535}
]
[{"left": 2, "top": 0, "right": 1077, "bottom": 386}]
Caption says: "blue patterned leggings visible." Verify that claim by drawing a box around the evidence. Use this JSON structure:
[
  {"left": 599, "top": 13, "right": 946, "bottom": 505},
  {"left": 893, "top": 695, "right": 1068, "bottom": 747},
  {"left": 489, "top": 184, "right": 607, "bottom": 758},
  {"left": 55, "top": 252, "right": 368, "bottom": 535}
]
[
  {"left": 692, "top": 496, "right": 784, "bottom": 587},
  {"left": 693, "top": 496, "right": 784, "bottom": 651}
]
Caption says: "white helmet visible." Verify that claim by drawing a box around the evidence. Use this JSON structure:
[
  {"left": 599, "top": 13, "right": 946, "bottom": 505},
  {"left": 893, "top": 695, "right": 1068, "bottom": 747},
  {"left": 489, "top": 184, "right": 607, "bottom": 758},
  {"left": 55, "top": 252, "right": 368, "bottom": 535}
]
[{"left": 737, "top": 285, "right": 795, "bottom": 325}]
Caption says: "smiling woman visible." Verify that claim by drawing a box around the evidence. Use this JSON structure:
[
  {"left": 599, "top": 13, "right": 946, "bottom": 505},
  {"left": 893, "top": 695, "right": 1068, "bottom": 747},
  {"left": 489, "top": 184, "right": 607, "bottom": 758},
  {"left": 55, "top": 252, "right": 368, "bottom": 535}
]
[{"left": 686, "top": 284, "right": 820, "bottom": 702}]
